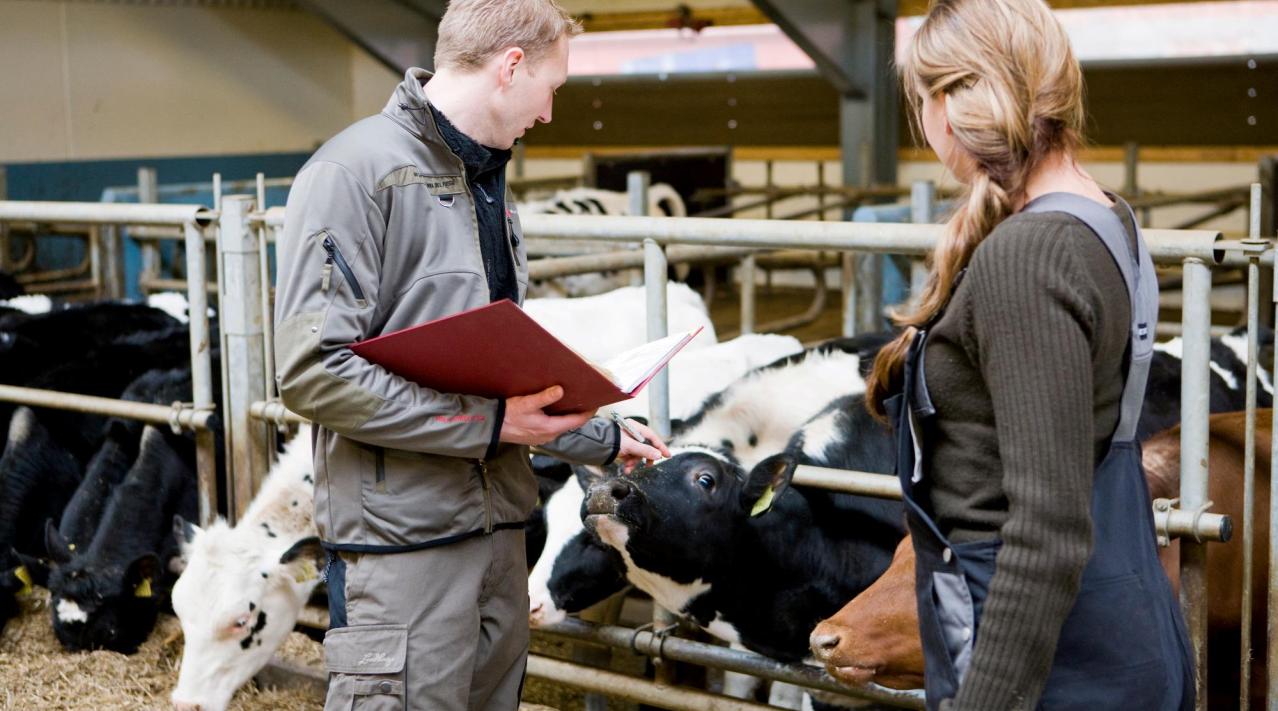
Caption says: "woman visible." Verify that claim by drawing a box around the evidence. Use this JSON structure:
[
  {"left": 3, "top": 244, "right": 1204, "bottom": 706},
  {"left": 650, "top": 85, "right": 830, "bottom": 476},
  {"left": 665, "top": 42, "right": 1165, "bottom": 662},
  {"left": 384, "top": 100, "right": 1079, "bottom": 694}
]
[{"left": 865, "top": 0, "right": 1195, "bottom": 709}]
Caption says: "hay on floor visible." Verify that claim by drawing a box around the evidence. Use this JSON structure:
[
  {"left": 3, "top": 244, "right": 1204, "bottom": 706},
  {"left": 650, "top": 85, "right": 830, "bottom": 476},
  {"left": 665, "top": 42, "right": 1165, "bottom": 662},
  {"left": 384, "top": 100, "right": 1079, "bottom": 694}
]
[{"left": 0, "top": 589, "right": 323, "bottom": 710}]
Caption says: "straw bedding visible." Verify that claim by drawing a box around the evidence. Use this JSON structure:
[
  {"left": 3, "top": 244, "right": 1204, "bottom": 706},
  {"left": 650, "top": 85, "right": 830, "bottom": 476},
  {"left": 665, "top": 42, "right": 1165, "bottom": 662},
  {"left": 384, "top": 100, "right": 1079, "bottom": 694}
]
[
  {"left": 0, "top": 589, "right": 322, "bottom": 710},
  {"left": 1, "top": 590, "right": 566, "bottom": 710}
]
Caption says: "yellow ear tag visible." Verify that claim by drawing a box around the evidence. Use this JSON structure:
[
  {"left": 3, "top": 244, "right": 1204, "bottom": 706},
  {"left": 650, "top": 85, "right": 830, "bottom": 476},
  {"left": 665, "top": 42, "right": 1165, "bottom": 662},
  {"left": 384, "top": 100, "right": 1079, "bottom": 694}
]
[
  {"left": 134, "top": 578, "right": 153, "bottom": 598},
  {"left": 14, "top": 566, "right": 33, "bottom": 596},
  {"left": 750, "top": 485, "right": 776, "bottom": 517},
  {"left": 295, "top": 560, "right": 318, "bottom": 584}
]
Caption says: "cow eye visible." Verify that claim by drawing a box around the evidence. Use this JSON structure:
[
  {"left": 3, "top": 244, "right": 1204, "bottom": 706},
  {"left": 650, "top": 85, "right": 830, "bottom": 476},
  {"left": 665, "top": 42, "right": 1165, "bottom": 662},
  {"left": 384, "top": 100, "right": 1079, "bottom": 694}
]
[{"left": 696, "top": 473, "right": 715, "bottom": 490}]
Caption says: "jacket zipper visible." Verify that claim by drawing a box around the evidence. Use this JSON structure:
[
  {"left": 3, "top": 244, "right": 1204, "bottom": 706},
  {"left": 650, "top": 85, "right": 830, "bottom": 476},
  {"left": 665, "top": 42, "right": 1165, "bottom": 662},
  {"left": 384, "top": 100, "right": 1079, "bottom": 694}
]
[
  {"left": 476, "top": 459, "right": 493, "bottom": 533},
  {"left": 321, "top": 234, "right": 367, "bottom": 304}
]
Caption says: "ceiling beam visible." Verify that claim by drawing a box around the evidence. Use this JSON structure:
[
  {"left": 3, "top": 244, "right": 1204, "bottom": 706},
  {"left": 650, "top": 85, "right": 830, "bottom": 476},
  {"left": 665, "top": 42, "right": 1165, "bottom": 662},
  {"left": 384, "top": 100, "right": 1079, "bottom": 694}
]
[{"left": 572, "top": 0, "right": 1245, "bottom": 32}]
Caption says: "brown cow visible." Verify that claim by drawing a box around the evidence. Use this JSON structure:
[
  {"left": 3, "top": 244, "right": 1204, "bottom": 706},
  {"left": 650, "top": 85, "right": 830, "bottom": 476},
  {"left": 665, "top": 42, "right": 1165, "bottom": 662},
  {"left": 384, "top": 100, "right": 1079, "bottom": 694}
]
[{"left": 811, "top": 409, "right": 1269, "bottom": 707}]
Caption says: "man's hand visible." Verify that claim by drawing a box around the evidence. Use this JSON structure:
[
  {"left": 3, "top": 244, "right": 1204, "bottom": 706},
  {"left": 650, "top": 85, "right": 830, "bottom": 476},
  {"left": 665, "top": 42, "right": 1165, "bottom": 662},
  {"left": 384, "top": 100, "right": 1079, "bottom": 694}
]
[
  {"left": 499, "top": 385, "right": 594, "bottom": 446},
  {"left": 614, "top": 418, "right": 671, "bottom": 472}
]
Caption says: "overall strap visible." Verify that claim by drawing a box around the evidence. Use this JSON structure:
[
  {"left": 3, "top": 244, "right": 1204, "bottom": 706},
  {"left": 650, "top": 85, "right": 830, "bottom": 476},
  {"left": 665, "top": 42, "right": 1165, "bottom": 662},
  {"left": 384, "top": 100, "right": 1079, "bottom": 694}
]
[{"left": 1022, "top": 192, "right": 1158, "bottom": 443}]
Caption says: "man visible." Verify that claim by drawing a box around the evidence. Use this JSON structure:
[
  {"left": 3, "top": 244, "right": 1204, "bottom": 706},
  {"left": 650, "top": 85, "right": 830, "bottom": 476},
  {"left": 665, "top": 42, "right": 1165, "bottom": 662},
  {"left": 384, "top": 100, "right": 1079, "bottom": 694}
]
[{"left": 273, "top": 2, "right": 667, "bottom": 709}]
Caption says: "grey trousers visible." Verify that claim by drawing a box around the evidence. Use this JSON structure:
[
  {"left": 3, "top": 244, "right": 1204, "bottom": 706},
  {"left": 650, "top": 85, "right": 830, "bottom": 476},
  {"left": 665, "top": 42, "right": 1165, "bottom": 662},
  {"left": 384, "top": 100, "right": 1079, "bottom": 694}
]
[{"left": 322, "top": 529, "right": 530, "bottom": 711}]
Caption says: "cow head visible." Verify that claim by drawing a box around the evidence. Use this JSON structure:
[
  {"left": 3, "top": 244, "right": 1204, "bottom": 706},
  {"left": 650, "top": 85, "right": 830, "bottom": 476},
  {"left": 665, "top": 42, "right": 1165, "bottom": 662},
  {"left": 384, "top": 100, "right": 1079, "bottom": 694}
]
[
  {"left": 809, "top": 536, "right": 924, "bottom": 690},
  {"left": 528, "top": 465, "right": 630, "bottom": 627},
  {"left": 45, "top": 521, "right": 162, "bottom": 654},
  {"left": 0, "top": 547, "right": 46, "bottom": 633},
  {"left": 582, "top": 448, "right": 795, "bottom": 609},
  {"left": 170, "top": 518, "right": 323, "bottom": 711}
]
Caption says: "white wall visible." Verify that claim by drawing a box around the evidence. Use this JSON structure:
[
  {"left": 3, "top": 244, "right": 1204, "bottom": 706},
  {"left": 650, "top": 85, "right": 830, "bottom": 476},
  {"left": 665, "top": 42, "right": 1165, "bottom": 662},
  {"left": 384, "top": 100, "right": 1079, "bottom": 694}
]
[{"left": 0, "top": 1, "right": 365, "bottom": 162}]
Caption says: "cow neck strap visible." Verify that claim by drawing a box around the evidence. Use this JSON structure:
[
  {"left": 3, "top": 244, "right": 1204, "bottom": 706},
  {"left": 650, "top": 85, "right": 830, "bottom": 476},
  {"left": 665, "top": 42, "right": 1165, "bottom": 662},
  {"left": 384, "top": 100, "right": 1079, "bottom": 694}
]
[{"left": 1021, "top": 191, "right": 1159, "bottom": 443}]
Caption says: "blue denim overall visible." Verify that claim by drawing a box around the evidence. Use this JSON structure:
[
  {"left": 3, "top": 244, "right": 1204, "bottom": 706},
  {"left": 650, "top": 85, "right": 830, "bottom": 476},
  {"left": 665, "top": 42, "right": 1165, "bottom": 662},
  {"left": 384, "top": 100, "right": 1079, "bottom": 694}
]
[{"left": 885, "top": 193, "right": 1195, "bottom": 710}]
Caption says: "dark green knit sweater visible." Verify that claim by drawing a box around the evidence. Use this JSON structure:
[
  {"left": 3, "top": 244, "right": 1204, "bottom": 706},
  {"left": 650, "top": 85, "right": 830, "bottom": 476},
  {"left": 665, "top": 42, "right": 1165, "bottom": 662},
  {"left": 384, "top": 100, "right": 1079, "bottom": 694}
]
[{"left": 922, "top": 202, "right": 1137, "bottom": 710}]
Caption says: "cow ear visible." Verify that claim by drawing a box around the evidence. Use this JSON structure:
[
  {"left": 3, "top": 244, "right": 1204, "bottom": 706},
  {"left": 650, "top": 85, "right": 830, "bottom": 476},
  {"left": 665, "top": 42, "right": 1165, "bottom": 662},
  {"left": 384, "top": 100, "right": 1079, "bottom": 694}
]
[
  {"left": 278, "top": 537, "right": 326, "bottom": 585},
  {"left": 11, "top": 549, "right": 50, "bottom": 589},
  {"left": 173, "top": 515, "right": 202, "bottom": 547},
  {"left": 44, "top": 520, "right": 73, "bottom": 565},
  {"left": 740, "top": 454, "right": 796, "bottom": 517},
  {"left": 573, "top": 464, "right": 606, "bottom": 492},
  {"left": 125, "top": 554, "right": 160, "bottom": 598}
]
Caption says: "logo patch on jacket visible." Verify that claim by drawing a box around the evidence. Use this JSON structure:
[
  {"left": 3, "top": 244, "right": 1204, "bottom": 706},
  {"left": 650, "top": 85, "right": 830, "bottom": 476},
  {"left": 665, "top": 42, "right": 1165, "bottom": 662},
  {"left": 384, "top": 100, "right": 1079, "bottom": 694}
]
[{"left": 376, "top": 166, "right": 464, "bottom": 195}]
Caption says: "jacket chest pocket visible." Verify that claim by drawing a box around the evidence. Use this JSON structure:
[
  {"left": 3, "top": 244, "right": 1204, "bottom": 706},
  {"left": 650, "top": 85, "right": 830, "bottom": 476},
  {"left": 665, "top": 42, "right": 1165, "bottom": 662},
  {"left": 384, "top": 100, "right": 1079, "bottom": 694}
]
[{"left": 316, "top": 231, "right": 369, "bottom": 309}]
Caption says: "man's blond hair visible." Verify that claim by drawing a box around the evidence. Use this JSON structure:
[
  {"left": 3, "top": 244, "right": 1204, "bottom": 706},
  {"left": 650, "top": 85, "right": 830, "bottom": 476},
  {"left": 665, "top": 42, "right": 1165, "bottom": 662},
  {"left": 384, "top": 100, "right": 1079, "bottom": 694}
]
[{"left": 434, "top": 0, "right": 582, "bottom": 71}]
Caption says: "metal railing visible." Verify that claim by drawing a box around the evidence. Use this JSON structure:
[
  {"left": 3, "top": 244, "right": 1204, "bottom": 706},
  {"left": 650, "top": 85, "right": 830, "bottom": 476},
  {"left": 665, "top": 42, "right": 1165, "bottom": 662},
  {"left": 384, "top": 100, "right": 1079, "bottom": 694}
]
[
  {"left": 0, "top": 201, "right": 221, "bottom": 526},
  {"left": 209, "top": 173, "right": 1269, "bottom": 710},
  {"left": 2, "top": 169, "right": 1267, "bottom": 708}
]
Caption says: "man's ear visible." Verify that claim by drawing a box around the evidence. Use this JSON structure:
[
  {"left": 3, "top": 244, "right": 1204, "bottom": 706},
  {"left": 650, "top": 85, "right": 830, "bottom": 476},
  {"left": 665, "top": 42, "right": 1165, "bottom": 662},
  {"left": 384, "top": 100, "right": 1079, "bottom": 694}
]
[
  {"left": 740, "top": 454, "right": 797, "bottom": 517},
  {"left": 498, "top": 47, "right": 526, "bottom": 87}
]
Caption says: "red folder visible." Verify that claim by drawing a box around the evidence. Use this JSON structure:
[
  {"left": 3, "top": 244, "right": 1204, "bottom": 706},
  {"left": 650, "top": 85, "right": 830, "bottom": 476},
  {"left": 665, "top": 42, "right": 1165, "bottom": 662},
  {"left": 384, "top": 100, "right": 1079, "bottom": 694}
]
[{"left": 350, "top": 299, "right": 701, "bottom": 415}]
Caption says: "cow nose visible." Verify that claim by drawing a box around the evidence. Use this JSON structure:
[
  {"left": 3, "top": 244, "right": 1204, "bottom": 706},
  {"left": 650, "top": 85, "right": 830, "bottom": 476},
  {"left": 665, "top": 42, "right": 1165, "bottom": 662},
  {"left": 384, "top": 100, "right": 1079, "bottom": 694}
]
[
  {"left": 608, "top": 480, "right": 633, "bottom": 501},
  {"left": 810, "top": 631, "right": 841, "bottom": 654}
]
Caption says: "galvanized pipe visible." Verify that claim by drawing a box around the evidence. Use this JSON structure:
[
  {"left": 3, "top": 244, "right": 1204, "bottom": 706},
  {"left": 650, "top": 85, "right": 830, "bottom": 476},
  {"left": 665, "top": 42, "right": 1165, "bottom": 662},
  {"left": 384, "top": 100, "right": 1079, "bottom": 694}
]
[
  {"left": 0, "top": 384, "right": 216, "bottom": 431},
  {"left": 1241, "top": 183, "right": 1265, "bottom": 711},
  {"left": 792, "top": 466, "right": 1227, "bottom": 542},
  {"left": 257, "top": 175, "right": 277, "bottom": 403},
  {"left": 138, "top": 168, "right": 162, "bottom": 291},
  {"left": 0, "top": 201, "right": 212, "bottom": 227},
  {"left": 841, "top": 253, "right": 856, "bottom": 337},
  {"left": 218, "top": 196, "right": 269, "bottom": 522},
  {"left": 249, "top": 400, "right": 308, "bottom": 426},
  {"left": 185, "top": 222, "right": 220, "bottom": 528},
  {"left": 1270, "top": 235, "right": 1278, "bottom": 707},
  {"left": 740, "top": 255, "right": 756, "bottom": 335},
  {"left": 537, "top": 618, "right": 926, "bottom": 710},
  {"left": 515, "top": 214, "right": 1231, "bottom": 266},
  {"left": 1180, "top": 257, "right": 1214, "bottom": 710},
  {"left": 527, "top": 245, "right": 756, "bottom": 280},
  {"left": 526, "top": 654, "right": 777, "bottom": 711}
]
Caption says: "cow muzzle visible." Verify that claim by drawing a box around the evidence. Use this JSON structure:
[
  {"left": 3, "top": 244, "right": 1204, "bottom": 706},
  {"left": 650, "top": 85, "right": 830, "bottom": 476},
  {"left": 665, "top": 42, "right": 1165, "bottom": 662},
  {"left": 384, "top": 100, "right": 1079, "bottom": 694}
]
[{"left": 585, "top": 480, "right": 636, "bottom": 516}]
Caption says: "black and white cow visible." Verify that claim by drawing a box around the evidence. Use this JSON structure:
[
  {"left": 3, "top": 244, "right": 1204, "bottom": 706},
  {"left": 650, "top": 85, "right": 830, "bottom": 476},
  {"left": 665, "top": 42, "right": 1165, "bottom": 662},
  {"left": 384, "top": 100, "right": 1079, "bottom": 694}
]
[
  {"left": 57, "top": 368, "right": 196, "bottom": 552},
  {"left": 582, "top": 394, "right": 901, "bottom": 659},
  {"left": 46, "top": 424, "right": 199, "bottom": 653},
  {"left": 0, "top": 331, "right": 198, "bottom": 631},
  {"left": 529, "top": 336, "right": 887, "bottom": 629},
  {"left": 0, "top": 407, "right": 83, "bottom": 630},
  {"left": 1140, "top": 326, "right": 1275, "bottom": 441},
  {"left": 170, "top": 426, "right": 319, "bottom": 711}
]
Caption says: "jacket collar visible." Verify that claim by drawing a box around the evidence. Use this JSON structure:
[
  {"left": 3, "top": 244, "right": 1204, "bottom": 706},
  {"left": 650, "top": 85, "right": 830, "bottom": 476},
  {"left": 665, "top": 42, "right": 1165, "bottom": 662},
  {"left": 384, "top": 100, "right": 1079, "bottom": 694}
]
[{"left": 383, "top": 67, "right": 449, "bottom": 149}]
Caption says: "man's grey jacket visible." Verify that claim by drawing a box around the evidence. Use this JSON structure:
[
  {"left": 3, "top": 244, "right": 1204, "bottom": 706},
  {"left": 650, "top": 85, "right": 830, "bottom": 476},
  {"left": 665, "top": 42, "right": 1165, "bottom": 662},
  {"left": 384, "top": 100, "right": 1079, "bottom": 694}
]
[{"left": 274, "top": 69, "right": 619, "bottom": 553}]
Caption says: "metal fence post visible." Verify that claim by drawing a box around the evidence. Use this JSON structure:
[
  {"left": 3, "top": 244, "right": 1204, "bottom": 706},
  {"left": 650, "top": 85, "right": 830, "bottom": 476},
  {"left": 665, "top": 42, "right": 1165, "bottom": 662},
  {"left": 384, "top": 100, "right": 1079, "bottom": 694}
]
[
  {"left": 1180, "top": 257, "right": 1213, "bottom": 710},
  {"left": 184, "top": 220, "right": 219, "bottom": 526},
  {"left": 1241, "top": 184, "right": 1265, "bottom": 711},
  {"left": 841, "top": 253, "right": 856, "bottom": 337},
  {"left": 218, "top": 196, "right": 269, "bottom": 522},
  {"left": 627, "top": 170, "right": 649, "bottom": 288},
  {"left": 740, "top": 255, "right": 757, "bottom": 335},
  {"left": 909, "top": 181, "right": 936, "bottom": 300},
  {"left": 138, "top": 167, "right": 161, "bottom": 293},
  {"left": 634, "top": 169, "right": 682, "bottom": 686},
  {"left": 855, "top": 252, "right": 882, "bottom": 333}
]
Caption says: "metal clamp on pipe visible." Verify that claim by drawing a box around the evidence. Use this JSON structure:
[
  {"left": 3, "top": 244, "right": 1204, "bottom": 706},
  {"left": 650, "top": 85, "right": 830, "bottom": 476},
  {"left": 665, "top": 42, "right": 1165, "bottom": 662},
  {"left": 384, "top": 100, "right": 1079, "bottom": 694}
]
[
  {"left": 1153, "top": 498, "right": 1232, "bottom": 546},
  {"left": 167, "top": 401, "right": 216, "bottom": 435},
  {"left": 249, "top": 399, "right": 309, "bottom": 426}
]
